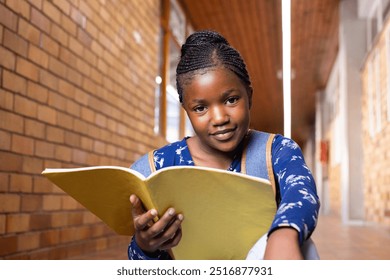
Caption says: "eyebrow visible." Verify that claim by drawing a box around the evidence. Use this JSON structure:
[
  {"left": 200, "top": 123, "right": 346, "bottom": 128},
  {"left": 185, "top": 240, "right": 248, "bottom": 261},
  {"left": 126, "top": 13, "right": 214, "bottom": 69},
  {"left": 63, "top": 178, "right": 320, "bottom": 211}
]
[{"left": 189, "top": 88, "right": 238, "bottom": 104}]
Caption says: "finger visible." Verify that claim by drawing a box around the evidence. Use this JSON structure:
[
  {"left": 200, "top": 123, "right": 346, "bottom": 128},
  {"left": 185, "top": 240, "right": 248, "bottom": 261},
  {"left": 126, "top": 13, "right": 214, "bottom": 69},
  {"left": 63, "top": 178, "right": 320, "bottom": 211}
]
[
  {"left": 130, "top": 195, "right": 158, "bottom": 231},
  {"left": 146, "top": 208, "right": 177, "bottom": 237},
  {"left": 130, "top": 194, "right": 145, "bottom": 217},
  {"left": 157, "top": 213, "right": 184, "bottom": 244},
  {"left": 160, "top": 225, "right": 183, "bottom": 250}
]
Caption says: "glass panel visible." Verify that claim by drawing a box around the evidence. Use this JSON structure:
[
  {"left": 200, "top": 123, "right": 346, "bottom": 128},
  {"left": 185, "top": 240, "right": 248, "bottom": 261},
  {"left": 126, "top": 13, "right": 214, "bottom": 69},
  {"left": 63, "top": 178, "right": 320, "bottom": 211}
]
[
  {"left": 169, "top": 0, "right": 186, "bottom": 45},
  {"left": 166, "top": 37, "right": 181, "bottom": 142},
  {"left": 382, "top": 0, "right": 390, "bottom": 21}
]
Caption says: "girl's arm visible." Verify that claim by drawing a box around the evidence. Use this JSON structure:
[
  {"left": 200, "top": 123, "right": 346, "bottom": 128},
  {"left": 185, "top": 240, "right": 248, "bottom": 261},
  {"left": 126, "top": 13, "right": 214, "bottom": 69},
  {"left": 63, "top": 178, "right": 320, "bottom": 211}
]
[{"left": 265, "top": 135, "right": 320, "bottom": 259}]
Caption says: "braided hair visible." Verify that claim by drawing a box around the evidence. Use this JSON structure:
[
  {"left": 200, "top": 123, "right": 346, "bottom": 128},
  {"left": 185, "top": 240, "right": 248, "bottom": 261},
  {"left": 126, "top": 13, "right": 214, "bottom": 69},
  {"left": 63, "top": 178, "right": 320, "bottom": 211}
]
[{"left": 176, "top": 30, "right": 252, "bottom": 103}]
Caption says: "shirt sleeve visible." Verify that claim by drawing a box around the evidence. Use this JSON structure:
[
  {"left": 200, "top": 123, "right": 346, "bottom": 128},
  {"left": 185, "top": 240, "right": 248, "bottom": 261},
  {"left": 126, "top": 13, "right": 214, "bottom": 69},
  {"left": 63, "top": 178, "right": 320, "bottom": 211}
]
[
  {"left": 269, "top": 134, "right": 320, "bottom": 245},
  {"left": 128, "top": 236, "right": 172, "bottom": 260}
]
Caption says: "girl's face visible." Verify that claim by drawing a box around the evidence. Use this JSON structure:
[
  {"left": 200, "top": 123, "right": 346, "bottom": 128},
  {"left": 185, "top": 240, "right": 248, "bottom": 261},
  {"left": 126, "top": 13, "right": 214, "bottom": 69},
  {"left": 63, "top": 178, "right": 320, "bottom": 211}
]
[{"left": 182, "top": 67, "right": 252, "bottom": 154}]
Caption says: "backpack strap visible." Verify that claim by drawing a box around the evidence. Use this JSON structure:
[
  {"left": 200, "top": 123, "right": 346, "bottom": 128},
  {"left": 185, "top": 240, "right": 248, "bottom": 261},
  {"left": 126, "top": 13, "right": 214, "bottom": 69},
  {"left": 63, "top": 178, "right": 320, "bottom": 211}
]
[
  {"left": 265, "top": 133, "right": 277, "bottom": 197},
  {"left": 243, "top": 130, "right": 277, "bottom": 198},
  {"left": 148, "top": 150, "right": 156, "bottom": 173}
]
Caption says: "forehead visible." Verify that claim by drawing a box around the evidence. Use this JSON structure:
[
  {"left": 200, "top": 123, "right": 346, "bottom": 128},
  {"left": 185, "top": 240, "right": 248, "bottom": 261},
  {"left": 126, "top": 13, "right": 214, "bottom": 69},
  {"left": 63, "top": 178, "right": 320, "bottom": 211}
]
[{"left": 184, "top": 67, "right": 244, "bottom": 94}]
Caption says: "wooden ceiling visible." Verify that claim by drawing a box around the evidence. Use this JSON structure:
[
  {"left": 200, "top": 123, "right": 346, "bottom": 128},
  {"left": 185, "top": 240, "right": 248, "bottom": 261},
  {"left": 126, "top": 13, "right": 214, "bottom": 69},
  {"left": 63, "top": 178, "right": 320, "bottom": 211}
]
[{"left": 179, "top": 0, "right": 339, "bottom": 148}]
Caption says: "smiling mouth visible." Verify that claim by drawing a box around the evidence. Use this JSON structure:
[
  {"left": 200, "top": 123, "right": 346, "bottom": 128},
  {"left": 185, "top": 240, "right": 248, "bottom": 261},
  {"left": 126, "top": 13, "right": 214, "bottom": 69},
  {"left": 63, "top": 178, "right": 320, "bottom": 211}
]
[{"left": 211, "top": 128, "right": 236, "bottom": 141}]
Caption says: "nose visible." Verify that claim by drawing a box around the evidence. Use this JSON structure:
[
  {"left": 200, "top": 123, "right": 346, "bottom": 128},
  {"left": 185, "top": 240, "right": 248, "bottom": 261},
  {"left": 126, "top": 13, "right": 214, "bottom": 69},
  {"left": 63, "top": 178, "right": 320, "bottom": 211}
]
[{"left": 211, "top": 105, "right": 229, "bottom": 126}]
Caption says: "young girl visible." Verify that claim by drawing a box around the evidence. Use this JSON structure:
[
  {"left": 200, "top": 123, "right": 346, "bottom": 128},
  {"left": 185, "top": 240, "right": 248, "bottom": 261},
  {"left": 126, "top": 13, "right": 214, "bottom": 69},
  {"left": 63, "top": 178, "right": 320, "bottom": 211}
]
[{"left": 128, "top": 30, "right": 320, "bottom": 260}]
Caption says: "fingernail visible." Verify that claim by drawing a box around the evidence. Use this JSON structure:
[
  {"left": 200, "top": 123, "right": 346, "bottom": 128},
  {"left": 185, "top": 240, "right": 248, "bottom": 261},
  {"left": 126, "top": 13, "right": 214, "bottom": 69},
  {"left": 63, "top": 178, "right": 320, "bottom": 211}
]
[
  {"left": 168, "top": 208, "right": 175, "bottom": 215},
  {"left": 150, "top": 209, "right": 157, "bottom": 216},
  {"left": 178, "top": 214, "right": 184, "bottom": 221}
]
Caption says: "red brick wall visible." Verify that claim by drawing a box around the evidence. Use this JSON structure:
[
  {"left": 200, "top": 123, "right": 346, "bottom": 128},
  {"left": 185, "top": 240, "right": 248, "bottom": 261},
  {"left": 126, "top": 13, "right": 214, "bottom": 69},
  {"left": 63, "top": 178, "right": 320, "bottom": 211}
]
[{"left": 0, "top": 0, "right": 165, "bottom": 259}]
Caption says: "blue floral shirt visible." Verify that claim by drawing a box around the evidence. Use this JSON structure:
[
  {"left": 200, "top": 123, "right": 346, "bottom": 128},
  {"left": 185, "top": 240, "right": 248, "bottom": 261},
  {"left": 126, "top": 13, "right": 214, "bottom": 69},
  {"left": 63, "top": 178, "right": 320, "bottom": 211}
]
[{"left": 128, "top": 133, "right": 319, "bottom": 260}]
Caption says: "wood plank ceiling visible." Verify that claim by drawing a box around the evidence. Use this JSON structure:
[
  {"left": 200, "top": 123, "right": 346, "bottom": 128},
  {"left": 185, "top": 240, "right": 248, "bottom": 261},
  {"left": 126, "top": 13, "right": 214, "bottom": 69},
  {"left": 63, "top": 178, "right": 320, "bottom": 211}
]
[{"left": 179, "top": 0, "right": 339, "bottom": 148}]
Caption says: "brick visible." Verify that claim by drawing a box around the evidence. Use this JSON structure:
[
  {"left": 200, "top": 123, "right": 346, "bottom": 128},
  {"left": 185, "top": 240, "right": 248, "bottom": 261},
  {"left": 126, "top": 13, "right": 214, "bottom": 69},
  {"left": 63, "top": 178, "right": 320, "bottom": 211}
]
[
  {"left": 14, "top": 94, "right": 38, "bottom": 118},
  {"left": 25, "top": 118, "right": 45, "bottom": 139},
  {"left": 40, "top": 229, "right": 60, "bottom": 247},
  {"left": 0, "top": 3, "right": 17, "bottom": 31},
  {"left": 0, "top": 89, "right": 14, "bottom": 111},
  {"left": 61, "top": 195, "right": 79, "bottom": 210},
  {"left": 59, "top": 47, "right": 78, "bottom": 69},
  {"left": 21, "top": 194, "right": 42, "bottom": 212},
  {"left": 46, "top": 126, "right": 64, "bottom": 143},
  {"left": 37, "top": 104, "right": 57, "bottom": 125},
  {"left": 0, "top": 130, "right": 11, "bottom": 150},
  {"left": 42, "top": 194, "right": 62, "bottom": 211},
  {"left": 16, "top": 56, "right": 40, "bottom": 81},
  {"left": 72, "top": 148, "right": 87, "bottom": 164},
  {"left": 66, "top": 67, "right": 83, "bottom": 87},
  {"left": 57, "top": 81, "right": 74, "bottom": 100},
  {"left": 80, "top": 107, "right": 95, "bottom": 123},
  {"left": 60, "top": 226, "right": 80, "bottom": 243},
  {"left": 68, "top": 36, "right": 84, "bottom": 56},
  {"left": 27, "top": 81, "right": 49, "bottom": 103},
  {"left": 0, "top": 110, "right": 24, "bottom": 133},
  {"left": 30, "top": 7, "right": 50, "bottom": 34},
  {"left": 10, "top": 173, "right": 33, "bottom": 193},
  {"left": 40, "top": 33, "right": 59, "bottom": 57},
  {"left": 3, "top": 28, "right": 28, "bottom": 57},
  {"left": 5, "top": 0, "right": 30, "bottom": 19},
  {"left": 0, "top": 45, "right": 16, "bottom": 70},
  {"left": 0, "top": 214, "right": 5, "bottom": 234},
  {"left": 17, "top": 232, "right": 40, "bottom": 251},
  {"left": 2, "top": 70, "right": 27, "bottom": 95},
  {"left": 0, "top": 151, "right": 23, "bottom": 172},
  {"left": 54, "top": 145, "right": 72, "bottom": 162},
  {"left": 22, "top": 156, "right": 43, "bottom": 174},
  {"left": 0, "top": 193, "right": 20, "bottom": 212},
  {"left": 67, "top": 212, "right": 83, "bottom": 226},
  {"left": 18, "top": 18, "right": 40, "bottom": 45},
  {"left": 48, "top": 56, "right": 67, "bottom": 79},
  {"left": 0, "top": 172, "right": 9, "bottom": 192},
  {"left": 33, "top": 175, "right": 57, "bottom": 194},
  {"left": 56, "top": 111, "right": 73, "bottom": 130},
  {"left": 51, "top": 23, "right": 69, "bottom": 46},
  {"left": 29, "top": 213, "right": 51, "bottom": 230},
  {"left": 11, "top": 134, "right": 34, "bottom": 156},
  {"left": 0, "top": 235, "right": 18, "bottom": 256},
  {"left": 60, "top": 12, "right": 77, "bottom": 36},
  {"left": 52, "top": 0, "right": 70, "bottom": 15},
  {"left": 42, "top": 0, "right": 61, "bottom": 24},
  {"left": 50, "top": 212, "right": 68, "bottom": 227},
  {"left": 39, "top": 69, "right": 59, "bottom": 91},
  {"left": 35, "top": 139, "right": 54, "bottom": 158},
  {"left": 6, "top": 213, "right": 30, "bottom": 233},
  {"left": 28, "top": 44, "right": 49, "bottom": 69},
  {"left": 27, "top": 0, "right": 42, "bottom": 9},
  {"left": 48, "top": 91, "right": 67, "bottom": 111},
  {"left": 80, "top": 136, "right": 93, "bottom": 151}
]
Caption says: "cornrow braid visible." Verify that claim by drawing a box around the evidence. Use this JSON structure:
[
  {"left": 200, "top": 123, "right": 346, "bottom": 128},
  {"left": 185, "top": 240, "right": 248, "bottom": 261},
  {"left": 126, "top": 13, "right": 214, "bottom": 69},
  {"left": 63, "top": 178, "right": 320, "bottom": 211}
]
[{"left": 176, "top": 30, "right": 252, "bottom": 103}]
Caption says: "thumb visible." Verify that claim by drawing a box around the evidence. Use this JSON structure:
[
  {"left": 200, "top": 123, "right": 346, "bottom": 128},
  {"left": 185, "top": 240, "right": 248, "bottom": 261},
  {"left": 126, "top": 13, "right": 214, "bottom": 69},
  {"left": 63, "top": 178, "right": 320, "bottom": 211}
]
[{"left": 130, "top": 194, "right": 145, "bottom": 218}]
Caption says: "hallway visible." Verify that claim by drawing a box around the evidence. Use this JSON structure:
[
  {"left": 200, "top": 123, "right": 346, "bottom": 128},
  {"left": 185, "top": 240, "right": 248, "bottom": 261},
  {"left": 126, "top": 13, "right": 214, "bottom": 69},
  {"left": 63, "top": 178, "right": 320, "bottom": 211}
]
[{"left": 73, "top": 213, "right": 390, "bottom": 260}]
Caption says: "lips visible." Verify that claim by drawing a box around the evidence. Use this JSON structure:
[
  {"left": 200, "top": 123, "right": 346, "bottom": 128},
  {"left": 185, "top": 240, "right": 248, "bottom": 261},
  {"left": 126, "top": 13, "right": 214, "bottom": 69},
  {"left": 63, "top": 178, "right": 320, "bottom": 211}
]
[{"left": 210, "top": 128, "right": 236, "bottom": 141}]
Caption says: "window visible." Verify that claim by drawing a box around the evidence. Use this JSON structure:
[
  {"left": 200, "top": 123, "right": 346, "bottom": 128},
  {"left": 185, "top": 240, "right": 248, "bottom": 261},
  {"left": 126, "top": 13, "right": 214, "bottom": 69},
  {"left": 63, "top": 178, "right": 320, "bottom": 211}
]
[
  {"left": 386, "top": 28, "right": 390, "bottom": 121},
  {"left": 374, "top": 49, "right": 382, "bottom": 133},
  {"left": 155, "top": 0, "right": 194, "bottom": 142},
  {"left": 367, "top": 59, "right": 375, "bottom": 137}
]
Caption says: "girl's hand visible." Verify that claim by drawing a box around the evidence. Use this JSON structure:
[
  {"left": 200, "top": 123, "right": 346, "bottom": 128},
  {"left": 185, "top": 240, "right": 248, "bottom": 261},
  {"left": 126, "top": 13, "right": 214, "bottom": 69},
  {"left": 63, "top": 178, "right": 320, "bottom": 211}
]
[{"left": 130, "top": 194, "right": 184, "bottom": 254}]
